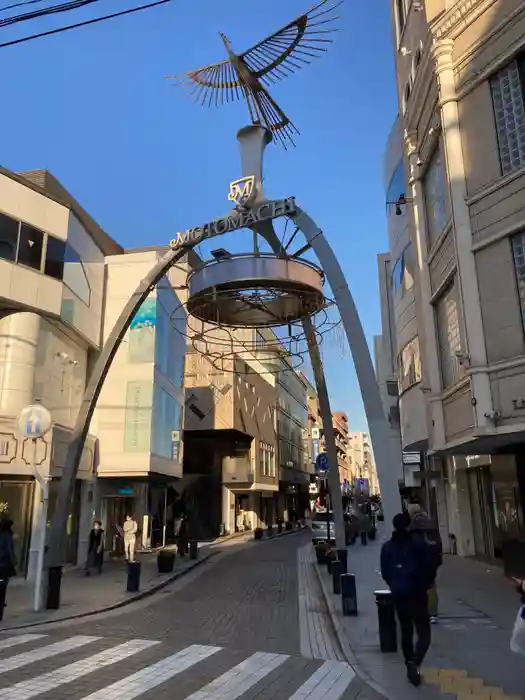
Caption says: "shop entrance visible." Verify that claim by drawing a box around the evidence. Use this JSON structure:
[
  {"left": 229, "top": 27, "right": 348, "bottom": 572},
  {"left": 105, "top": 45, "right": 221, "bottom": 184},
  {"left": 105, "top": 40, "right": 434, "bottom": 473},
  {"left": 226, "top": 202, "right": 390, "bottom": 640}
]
[{"left": 103, "top": 496, "right": 135, "bottom": 555}]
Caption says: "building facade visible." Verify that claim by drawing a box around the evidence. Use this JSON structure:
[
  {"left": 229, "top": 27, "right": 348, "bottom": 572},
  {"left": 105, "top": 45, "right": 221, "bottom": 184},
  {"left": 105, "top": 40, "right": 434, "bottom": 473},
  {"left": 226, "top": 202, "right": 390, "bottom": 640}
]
[
  {"left": 332, "top": 412, "right": 351, "bottom": 484},
  {"left": 0, "top": 167, "right": 122, "bottom": 578},
  {"left": 383, "top": 0, "right": 525, "bottom": 559}
]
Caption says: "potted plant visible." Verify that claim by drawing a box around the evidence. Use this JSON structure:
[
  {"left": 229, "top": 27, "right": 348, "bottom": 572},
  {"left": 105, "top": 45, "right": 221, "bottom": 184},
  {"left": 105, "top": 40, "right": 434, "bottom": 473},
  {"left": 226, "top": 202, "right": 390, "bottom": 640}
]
[
  {"left": 254, "top": 527, "right": 263, "bottom": 540},
  {"left": 315, "top": 542, "right": 328, "bottom": 564}
]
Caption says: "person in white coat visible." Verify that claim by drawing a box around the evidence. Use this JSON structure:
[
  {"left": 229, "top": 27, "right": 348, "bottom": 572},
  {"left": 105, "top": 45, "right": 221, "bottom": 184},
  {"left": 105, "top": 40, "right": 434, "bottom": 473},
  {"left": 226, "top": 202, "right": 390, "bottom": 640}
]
[{"left": 123, "top": 514, "right": 138, "bottom": 562}]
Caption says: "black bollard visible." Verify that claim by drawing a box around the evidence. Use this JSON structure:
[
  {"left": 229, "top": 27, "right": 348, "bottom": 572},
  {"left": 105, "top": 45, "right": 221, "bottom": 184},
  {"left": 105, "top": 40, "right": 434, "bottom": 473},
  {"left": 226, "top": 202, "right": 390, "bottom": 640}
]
[
  {"left": 337, "top": 548, "right": 348, "bottom": 573},
  {"left": 267, "top": 525, "right": 274, "bottom": 537},
  {"left": 127, "top": 561, "right": 141, "bottom": 593},
  {"left": 46, "top": 566, "right": 63, "bottom": 610},
  {"left": 360, "top": 531, "right": 368, "bottom": 545},
  {"left": 326, "top": 550, "right": 335, "bottom": 574},
  {"left": 157, "top": 550, "right": 175, "bottom": 574},
  {"left": 189, "top": 541, "right": 198, "bottom": 559},
  {"left": 341, "top": 573, "right": 358, "bottom": 616},
  {"left": 332, "top": 560, "right": 342, "bottom": 594},
  {"left": 375, "top": 590, "right": 397, "bottom": 653},
  {"left": 0, "top": 579, "right": 7, "bottom": 621}
]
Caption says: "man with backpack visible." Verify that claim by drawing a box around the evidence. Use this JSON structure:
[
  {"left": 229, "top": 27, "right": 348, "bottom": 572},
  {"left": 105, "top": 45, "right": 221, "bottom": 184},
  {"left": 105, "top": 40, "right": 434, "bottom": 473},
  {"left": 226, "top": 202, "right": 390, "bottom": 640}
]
[
  {"left": 381, "top": 513, "right": 438, "bottom": 687},
  {"left": 408, "top": 505, "right": 443, "bottom": 623}
]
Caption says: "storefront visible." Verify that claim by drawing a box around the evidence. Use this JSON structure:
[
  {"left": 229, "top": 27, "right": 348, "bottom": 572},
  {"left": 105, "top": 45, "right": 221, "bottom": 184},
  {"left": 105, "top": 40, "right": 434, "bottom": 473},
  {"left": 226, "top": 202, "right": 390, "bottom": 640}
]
[{"left": 0, "top": 477, "right": 35, "bottom": 576}]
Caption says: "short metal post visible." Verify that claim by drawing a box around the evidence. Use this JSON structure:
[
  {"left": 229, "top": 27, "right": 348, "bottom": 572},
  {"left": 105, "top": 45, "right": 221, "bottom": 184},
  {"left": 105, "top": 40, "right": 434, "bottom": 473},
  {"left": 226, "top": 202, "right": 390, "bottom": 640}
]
[
  {"left": 332, "top": 560, "right": 342, "bottom": 594},
  {"left": 341, "top": 573, "right": 358, "bottom": 616},
  {"left": 374, "top": 590, "right": 397, "bottom": 653},
  {"left": 127, "top": 562, "right": 141, "bottom": 593},
  {"left": 336, "top": 548, "right": 348, "bottom": 573}
]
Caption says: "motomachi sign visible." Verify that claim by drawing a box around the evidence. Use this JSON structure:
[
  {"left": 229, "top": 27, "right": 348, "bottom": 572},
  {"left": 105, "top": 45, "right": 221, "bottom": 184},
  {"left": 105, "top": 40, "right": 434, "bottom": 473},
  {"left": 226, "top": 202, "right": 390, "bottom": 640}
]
[{"left": 169, "top": 197, "right": 296, "bottom": 250}]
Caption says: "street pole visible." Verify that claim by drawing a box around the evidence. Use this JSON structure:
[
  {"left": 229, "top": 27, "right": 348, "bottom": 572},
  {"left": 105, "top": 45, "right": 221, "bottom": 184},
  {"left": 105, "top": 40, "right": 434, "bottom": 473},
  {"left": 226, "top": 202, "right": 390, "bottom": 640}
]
[
  {"left": 162, "top": 487, "right": 168, "bottom": 548},
  {"left": 31, "top": 438, "right": 49, "bottom": 612}
]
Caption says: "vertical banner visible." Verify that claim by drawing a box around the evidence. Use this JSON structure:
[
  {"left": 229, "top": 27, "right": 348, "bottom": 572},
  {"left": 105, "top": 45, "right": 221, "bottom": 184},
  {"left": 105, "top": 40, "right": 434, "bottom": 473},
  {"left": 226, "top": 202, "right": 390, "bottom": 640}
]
[
  {"left": 129, "top": 298, "right": 156, "bottom": 362},
  {"left": 124, "top": 381, "right": 153, "bottom": 452}
]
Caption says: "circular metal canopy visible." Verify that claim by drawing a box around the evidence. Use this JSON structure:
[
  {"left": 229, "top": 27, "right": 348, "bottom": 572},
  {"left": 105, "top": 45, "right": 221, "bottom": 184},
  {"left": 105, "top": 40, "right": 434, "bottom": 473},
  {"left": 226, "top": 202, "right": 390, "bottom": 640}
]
[{"left": 186, "top": 253, "right": 325, "bottom": 327}]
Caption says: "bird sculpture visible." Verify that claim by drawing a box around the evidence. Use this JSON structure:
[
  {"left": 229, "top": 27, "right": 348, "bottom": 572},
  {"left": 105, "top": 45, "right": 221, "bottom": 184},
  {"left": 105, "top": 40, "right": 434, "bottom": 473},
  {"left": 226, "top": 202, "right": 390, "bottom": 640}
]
[{"left": 167, "top": 0, "right": 343, "bottom": 148}]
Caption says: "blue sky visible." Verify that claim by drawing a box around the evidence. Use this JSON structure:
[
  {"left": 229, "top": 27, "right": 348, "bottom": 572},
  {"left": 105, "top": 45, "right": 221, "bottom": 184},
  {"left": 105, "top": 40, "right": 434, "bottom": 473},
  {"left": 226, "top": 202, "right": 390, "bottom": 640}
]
[{"left": 1, "top": 0, "right": 398, "bottom": 432}]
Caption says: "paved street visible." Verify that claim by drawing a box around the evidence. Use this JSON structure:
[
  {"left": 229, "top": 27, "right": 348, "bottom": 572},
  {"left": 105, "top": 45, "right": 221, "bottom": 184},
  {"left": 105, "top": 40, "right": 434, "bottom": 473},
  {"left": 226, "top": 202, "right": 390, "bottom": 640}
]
[{"left": 0, "top": 531, "right": 365, "bottom": 700}]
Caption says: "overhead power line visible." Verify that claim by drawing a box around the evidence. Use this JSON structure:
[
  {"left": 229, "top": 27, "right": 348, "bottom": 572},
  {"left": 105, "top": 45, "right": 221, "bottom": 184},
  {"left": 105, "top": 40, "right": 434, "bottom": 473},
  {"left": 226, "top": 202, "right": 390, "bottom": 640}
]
[
  {"left": 0, "top": 0, "right": 46, "bottom": 12},
  {"left": 0, "top": 0, "right": 107, "bottom": 28},
  {"left": 0, "top": 0, "right": 173, "bottom": 48}
]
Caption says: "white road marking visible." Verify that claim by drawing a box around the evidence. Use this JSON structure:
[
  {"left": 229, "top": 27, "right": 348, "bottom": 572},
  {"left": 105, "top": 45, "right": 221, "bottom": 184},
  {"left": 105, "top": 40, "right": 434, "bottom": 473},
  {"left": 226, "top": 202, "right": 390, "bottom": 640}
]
[
  {"left": 0, "top": 636, "right": 99, "bottom": 675},
  {"left": 0, "top": 639, "right": 158, "bottom": 700},
  {"left": 287, "top": 660, "right": 356, "bottom": 700},
  {"left": 0, "top": 634, "right": 47, "bottom": 651},
  {"left": 185, "top": 651, "right": 289, "bottom": 700},
  {"left": 77, "top": 644, "right": 221, "bottom": 700}
]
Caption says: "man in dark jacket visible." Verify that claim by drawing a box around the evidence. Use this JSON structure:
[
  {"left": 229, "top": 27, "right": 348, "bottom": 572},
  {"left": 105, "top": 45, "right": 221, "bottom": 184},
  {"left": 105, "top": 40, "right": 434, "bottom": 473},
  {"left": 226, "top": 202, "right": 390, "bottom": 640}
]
[
  {"left": 381, "top": 513, "right": 437, "bottom": 687},
  {"left": 409, "top": 506, "right": 443, "bottom": 623}
]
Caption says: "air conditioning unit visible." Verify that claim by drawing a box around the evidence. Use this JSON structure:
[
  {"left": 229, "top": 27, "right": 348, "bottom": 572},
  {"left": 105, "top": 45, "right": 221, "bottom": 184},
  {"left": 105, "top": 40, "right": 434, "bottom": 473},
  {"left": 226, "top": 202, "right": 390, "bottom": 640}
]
[{"left": 386, "top": 380, "right": 399, "bottom": 397}]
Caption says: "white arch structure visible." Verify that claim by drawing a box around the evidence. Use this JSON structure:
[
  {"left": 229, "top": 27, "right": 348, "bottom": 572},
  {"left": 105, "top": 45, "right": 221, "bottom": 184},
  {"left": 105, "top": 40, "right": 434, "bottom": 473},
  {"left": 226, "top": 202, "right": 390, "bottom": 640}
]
[{"left": 47, "top": 125, "right": 401, "bottom": 577}]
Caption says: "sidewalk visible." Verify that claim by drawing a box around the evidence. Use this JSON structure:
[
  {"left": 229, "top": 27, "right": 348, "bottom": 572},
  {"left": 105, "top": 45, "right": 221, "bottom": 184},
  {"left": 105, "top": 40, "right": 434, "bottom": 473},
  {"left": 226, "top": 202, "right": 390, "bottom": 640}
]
[
  {"left": 315, "top": 525, "right": 525, "bottom": 700},
  {"left": 0, "top": 530, "right": 255, "bottom": 631}
]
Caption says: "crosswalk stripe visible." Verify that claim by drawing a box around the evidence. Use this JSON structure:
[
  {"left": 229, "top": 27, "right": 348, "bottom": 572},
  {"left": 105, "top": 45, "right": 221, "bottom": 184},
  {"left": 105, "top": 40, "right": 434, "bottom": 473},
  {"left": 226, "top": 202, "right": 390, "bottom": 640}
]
[
  {"left": 0, "top": 636, "right": 99, "bottom": 675},
  {"left": 287, "top": 660, "right": 356, "bottom": 700},
  {"left": 77, "top": 644, "right": 221, "bottom": 700},
  {"left": 184, "top": 651, "right": 289, "bottom": 700},
  {"left": 0, "top": 635, "right": 47, "bottom": 652},
  {"left": 0, "top": 639, "right": 159, "bottom": 700}
]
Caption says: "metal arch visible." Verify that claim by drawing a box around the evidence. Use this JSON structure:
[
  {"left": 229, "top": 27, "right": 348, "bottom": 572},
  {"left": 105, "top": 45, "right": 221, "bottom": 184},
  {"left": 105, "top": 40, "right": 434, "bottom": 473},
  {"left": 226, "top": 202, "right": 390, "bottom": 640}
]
[{"left": 46, "top": 246, "right": 188, "bottom": 568}]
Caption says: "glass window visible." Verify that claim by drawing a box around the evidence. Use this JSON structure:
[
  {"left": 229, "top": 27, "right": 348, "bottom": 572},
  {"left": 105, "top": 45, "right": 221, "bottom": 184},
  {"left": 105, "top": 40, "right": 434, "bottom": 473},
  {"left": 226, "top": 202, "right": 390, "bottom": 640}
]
[
  {"left": 512, "top": 232, "right": 525, "bottom": 331},
  {"left": 396, "top": 0, "right": 406, "bottom": 38},
  {"left": 424, "top": 146, "right": 449, "bottom": 248},
  {"left": 391, "top": 244, "right": 414, "bottom": 297},
  {"left": 63, "top": 243, "right": 90, "bottom": 305},
  {"left": 434, "top": 280, "right": 465, "bottom": 388},
  {"left": 386, "top": 161, "right": 407, "bottom": 218},
  {"left": 17, "top": 223, "right": 43, "bottom": 271},
  {"left": 0, "top": 212, "right": 18, "bottom": 262},
  {"left": 397, "top": 336, "right": 422, "bottom": 394},
  {"left": 44, "top": 235, "right": 66, "bottom": 280},
  {"left": 491, "top": 57, "right": 525, "bottom": 175}
]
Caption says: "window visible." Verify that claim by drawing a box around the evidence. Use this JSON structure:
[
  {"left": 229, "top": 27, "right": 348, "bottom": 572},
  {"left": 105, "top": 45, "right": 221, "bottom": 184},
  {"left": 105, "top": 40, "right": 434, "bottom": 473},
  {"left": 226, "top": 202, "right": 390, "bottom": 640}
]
[
  {"left": 391, "top": 244, "right": 414, "bottom": 297},
  {"left": 0, "top": 212, "right": 18, "bottom": 262},
  {"left": 396, "top": 0, "right": 407, "bottom": 40},
  {"left": 44, "top": 235, "right": 66, "bottom": 280},
  {"left": 403, "top": 82, "right": 411, "bottom": 113},
  {"left": 423, "top": 145, "right": 449, "bottom": 248},
  {"left": 434, "top": 280, "right": 464, "bottom": 388},
  {"left": 397, "top": 336, "right": 422, "bottom": 394},
  {"left": 512, "top": 232, "right": 525, "bottom": 330},
  {"left": 491, "top": 56, "right": 525, "bottom": 175},
  {"left": 386, "top": 161, "right": 407, "bottom": 216},
  {"left": 17, "top": 223, "right": 43, "bottom": 271},
  {"left": 63, "top": 243, "right": 90, "bottom": 305}
]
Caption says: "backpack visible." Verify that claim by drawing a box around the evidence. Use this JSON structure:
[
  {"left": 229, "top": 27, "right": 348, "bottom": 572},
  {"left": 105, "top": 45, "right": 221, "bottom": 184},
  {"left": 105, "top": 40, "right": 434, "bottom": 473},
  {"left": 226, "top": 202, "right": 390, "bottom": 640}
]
[{"left": 386, "top": 540, "right": 421, "bottom": 596}]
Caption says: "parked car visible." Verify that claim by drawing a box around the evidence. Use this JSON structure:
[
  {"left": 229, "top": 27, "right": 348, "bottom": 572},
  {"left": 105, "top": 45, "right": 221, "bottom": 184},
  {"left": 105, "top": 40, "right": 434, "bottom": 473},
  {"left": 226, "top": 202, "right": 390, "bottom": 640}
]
[{"left": 311, "top": 512, "right": 353, "bottom": 546}]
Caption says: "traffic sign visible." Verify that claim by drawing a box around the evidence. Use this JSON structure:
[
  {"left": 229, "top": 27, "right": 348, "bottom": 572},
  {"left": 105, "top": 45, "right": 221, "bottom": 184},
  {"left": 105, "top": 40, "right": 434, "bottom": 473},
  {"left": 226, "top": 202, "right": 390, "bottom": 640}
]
[
  {"left": 17, "top": 404, "right": 52, "bottom": 439},
  {"left": 315, "top": 452, "right": 329, "bottom": 473}
]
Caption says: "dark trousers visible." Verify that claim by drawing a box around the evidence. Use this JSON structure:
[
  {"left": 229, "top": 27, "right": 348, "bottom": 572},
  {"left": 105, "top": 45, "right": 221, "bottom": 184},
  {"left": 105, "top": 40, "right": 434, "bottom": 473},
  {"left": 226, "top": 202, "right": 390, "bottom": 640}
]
[{"left": 394, "top": 594, "right": 431, "bottom": 665}]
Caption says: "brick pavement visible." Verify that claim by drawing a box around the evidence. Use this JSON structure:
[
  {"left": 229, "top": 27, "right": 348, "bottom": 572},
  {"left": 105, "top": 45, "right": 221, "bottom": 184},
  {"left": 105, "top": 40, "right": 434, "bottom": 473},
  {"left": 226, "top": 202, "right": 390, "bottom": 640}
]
[{"left": 315, "top": 524, "right": 525, "bottom": 700}]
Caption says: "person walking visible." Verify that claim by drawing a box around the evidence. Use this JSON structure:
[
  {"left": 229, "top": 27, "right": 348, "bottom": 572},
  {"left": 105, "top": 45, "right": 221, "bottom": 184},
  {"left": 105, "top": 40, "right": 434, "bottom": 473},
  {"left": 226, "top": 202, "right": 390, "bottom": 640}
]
[
  {"left": 85, "top": 520, "right": 104, "bottom": 575},
  {"left": 409, "top": 505, "right": 443, "bottom": 623},
  {"left": 123, "top": 514, "right": 138, "bottom": 562},
  {"left": 381, "top": 513, "right": 437, "bottom": 687},
  {"left": 0, "top": 519, "right": 17, "bottom": 617}
]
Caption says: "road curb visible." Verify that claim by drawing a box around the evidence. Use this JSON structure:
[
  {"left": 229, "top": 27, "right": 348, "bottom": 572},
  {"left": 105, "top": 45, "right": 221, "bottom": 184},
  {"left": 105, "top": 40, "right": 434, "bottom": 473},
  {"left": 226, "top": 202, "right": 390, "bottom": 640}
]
[
  {"left": 314, "top": 560, "right": 390, "bottom": 699},
  {"left": 0, "top": 552, "right": 216, "bottom": 632}
]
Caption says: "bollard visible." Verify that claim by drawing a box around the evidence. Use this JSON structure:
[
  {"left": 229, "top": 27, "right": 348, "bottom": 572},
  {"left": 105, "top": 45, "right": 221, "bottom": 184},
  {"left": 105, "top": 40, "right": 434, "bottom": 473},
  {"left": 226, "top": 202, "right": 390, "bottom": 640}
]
[
  {"left": 157, "top": 550, "right": 175, "bottom": 574},
  {"left": 0, "top": 579, "right": 7, "bottom": 621},
  {"left": 374, "top": 590, "right": 397, "bottom": 653},
  {"left": 360, "top": 531, "right": 368, "bottom": 545},
  {"left": 315, "top": 543, "right": 328, "bottom": 564},
  {"left": 332, "top": 560, "right": 342, "bottom": 594},
  {"left": 277, "top": 523, "right": 283, "bottom": 534},
  {"left": 326, "top": 550, "right": 335, "bottom": 574},
  {"left": 337, "top": 548, "right": 348, "bottom": 574},
  {"left": 341, "top": 573, "right": 358, "bottom": 616},
  {"left": 189, "top": 540, "right": 198, "bottom": 559},
  {"left": 46, "top": 566, "right": 63, "bottom": 610},
  {"left": 267, "top": 525, "right": 274, "bottom": 537},
  {"left": 126, "top": 561, "right": 141, "bottom": 593}
]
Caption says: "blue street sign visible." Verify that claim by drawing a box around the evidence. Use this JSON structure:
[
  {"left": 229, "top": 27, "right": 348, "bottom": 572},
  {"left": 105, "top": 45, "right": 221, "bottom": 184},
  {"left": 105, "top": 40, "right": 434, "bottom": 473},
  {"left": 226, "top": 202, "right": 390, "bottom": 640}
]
[
  {"left": 17, "top": 404, "right": 52, "bottom": 439},
  {"left": 315, "top": 452, "right": 329, "bottom": 474}
]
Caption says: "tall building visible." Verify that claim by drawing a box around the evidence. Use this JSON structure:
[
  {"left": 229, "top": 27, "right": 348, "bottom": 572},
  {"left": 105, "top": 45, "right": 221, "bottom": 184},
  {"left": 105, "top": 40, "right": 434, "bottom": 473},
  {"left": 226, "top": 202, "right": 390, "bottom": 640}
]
[
  {"left": 348, "top": 432, "right": 378, "bottom": 496},
  {"left": 382, "top": 0, "right": 525, "bottom": 560},
  {"left": 332, "top": 412, "right": 351, "bottom": 483}
]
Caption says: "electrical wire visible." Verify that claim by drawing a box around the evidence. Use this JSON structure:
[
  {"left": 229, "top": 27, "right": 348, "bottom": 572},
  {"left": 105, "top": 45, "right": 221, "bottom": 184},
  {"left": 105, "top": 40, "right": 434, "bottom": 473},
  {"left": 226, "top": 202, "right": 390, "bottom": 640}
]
[
  {"left": 0, "top": 0, "right": 173, "bottom": 48},
  {"left": 0, "top": 0, "right": 46, "bottom": 12},
  {"left": 0, "top": 0, "right": 108, "bottom": 28}
]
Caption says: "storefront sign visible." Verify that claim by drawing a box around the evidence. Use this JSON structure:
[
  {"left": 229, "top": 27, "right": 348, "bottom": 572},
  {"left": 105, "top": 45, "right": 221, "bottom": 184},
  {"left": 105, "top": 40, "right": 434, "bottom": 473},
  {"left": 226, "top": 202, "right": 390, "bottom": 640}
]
[{"left": 169, "top": 197, "right": 297, "bottom": 250}]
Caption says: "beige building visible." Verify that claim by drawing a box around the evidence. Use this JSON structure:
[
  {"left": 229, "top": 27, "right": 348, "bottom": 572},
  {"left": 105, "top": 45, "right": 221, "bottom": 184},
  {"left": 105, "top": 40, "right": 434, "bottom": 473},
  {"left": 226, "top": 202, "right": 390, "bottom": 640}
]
[
  {"left": 380, "top": 0, "right": 525, "bottom": 559},
  {"left": 332, "top": 412, "right": 351, "bottom": 483},
  {"left": 348, "top": 431, "right": 379, "bottom": 496}
]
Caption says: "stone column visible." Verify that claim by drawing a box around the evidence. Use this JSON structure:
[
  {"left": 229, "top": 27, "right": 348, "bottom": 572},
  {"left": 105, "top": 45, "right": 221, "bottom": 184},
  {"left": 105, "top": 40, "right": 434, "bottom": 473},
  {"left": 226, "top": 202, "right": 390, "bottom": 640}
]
[
  {"left": 431, "top": 39, "right": 493, "bottom": 428},
  {"left": 405, "top": 131, "right": 446, "bottom": 448},
  {"left": 0, "top": 312, "right": 41, "bottom": 415}
]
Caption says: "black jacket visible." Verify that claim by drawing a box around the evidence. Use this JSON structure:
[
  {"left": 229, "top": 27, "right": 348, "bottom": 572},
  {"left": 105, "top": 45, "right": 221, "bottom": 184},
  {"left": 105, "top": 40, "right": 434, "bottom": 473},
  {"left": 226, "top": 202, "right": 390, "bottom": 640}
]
[
  {"left": 381, "top": 530, "right": 437, "bottom": 597},
  {"left": 0, "top": 531, "right": 17, "bottom": 579}
]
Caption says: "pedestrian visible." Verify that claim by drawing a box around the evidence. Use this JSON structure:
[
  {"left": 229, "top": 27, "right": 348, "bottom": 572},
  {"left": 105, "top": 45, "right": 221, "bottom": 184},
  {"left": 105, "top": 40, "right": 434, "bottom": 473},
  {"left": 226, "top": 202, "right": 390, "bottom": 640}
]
[
  {"left": 0, "top": 518, "right": 17, "bottom": 615},
  {"left": 85, "top": 520, "right": 104, "bottom": 575},
  {"left": 178, "top": 514, "right": 189, "bottom": 556},
  {"left": 123, "top": 514, "right": 138, "bottom": 562},
  {"left": 380, "top": 512, "right": 437, "bottom": 687},
  {"left": 409, "top": 505, "right": 443, "bottom": 623}
]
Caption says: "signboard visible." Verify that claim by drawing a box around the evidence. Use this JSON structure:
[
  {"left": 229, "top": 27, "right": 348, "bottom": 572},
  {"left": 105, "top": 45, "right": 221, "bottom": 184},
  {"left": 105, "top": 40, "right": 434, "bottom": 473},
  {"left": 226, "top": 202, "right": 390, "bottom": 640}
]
[
  {"left": 311, "top": 426, "right": 320, "bottom": 440},
  {"left": 312, "top": 438, "right": 320, "bottom": 462},
  {"left": 402, "top": 451, "right": 421, "bottom": 465},
  {"left": 17, "top": 405, "right": 52, "bottom": 439},
  {"left": 315, "top": 452, "right": 329, "bottom": 474},
  {"left": 170, "top": 196, "right": 297, "bottom": 250}
]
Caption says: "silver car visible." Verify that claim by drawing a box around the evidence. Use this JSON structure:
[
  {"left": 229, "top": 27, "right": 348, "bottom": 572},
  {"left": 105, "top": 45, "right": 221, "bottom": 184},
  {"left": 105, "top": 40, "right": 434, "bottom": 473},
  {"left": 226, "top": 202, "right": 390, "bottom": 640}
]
[{"left": 311, "top": 511, "right": 335, "bottom": 544}]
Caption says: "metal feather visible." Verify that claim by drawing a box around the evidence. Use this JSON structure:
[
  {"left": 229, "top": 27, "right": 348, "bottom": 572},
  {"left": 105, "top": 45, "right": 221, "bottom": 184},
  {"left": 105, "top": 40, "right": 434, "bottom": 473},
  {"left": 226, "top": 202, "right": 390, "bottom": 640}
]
[{"left": 166, "top": 0, "right": 342, "bottom": 148}]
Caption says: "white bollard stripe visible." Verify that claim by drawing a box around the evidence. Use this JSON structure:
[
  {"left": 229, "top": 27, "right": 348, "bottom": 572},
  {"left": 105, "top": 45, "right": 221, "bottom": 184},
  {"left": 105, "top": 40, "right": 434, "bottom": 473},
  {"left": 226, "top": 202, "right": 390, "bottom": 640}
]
[
  {"left": 77, "top": 644, "right": 221, "bottom": 700},
  {"left": 184, "top": 651, "right": 289, "bottom": 700},
  {"left": 0, "top": 634, "right": 47, "bottom": 652},
  {"left": 0, "top": 636, "right": 99, "bottom": 674},
  {"left": 286, "top": 660, "right": 356, "bottom": 700},
  {"left": 0, "top": 639, "right": 159, "bottom": 700}
]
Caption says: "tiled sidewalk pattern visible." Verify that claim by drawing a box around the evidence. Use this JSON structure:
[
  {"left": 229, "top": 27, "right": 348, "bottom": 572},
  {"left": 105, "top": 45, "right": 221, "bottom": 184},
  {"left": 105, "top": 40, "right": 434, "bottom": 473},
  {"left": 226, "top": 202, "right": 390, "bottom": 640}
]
[{"left": 0, "top": 632, "right": 356, "bottom": 700}]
